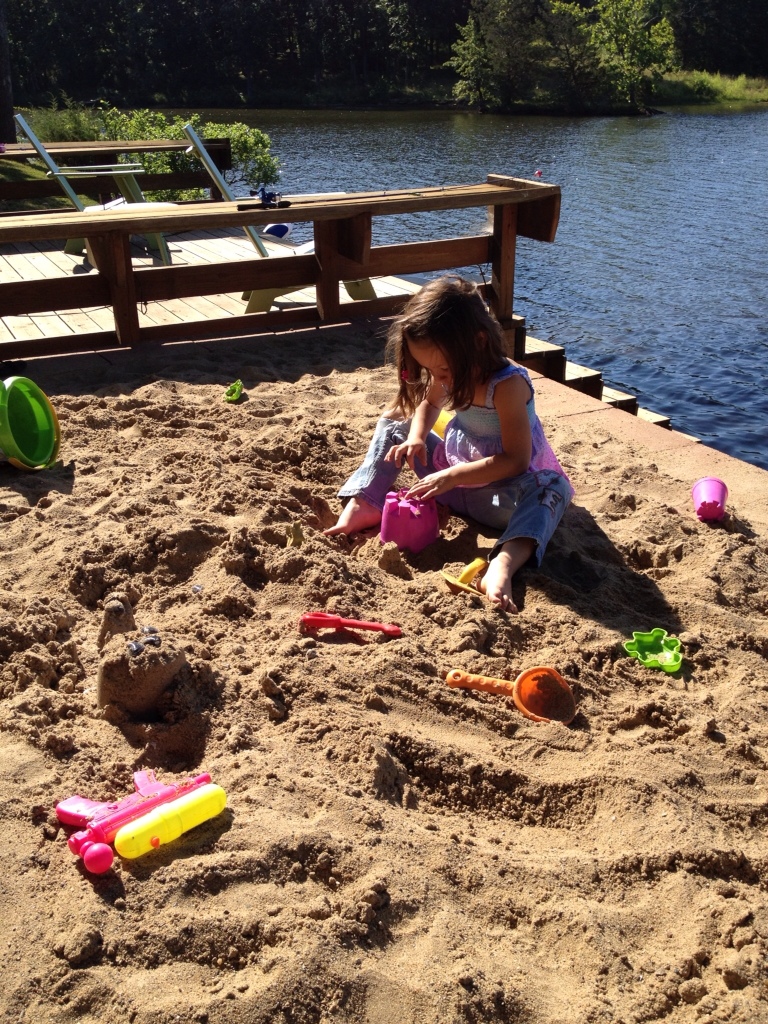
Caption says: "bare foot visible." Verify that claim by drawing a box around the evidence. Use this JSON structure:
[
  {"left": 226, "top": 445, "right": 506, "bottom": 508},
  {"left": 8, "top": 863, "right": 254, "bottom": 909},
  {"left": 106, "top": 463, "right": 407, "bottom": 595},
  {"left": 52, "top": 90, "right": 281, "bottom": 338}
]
[
  {"left": 323, "top": 496, "right": 382, "bottom": 537},
  {"left": 479, "top": 539, "right": 536, "bottom": 612},
  {"left": 479, "top": 553, "right": 518, "bottom": 612}
]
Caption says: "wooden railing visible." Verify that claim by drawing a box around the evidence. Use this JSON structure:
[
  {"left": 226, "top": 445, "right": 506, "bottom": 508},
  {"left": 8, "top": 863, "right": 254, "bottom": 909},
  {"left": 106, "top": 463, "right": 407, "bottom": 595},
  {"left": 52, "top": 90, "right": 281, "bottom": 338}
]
[
  {"left": 0, "top": 138, "right": 232, "bottom": 203},
  {"left": 0, "top": 174, "right": 560, "bottom": 360}
]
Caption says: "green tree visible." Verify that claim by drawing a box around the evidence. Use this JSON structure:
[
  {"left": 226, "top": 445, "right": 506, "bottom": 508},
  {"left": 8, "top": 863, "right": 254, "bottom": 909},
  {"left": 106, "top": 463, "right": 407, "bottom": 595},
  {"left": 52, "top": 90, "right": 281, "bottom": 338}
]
[
  {"left": 469, "top": 0, "right": 547, "bottom": 107},
  {"left": 591, "top": 0, "right": 677, "bottom": 107},
  {"left": 447, "top": 16, "right": 495, "bottom": 107},
  {"left": 541, "top": 1, "right": 607, "bottom": 109},
  {"left": 665, "top": 0, "right": 768, "bottom": 78}
]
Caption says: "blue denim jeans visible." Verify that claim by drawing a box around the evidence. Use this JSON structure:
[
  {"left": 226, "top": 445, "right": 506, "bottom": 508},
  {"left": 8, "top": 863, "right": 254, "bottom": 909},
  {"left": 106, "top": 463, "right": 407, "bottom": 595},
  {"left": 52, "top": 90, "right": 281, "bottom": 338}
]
[{"left": 338, "top": 417, "right": 571, "bottom": 566}]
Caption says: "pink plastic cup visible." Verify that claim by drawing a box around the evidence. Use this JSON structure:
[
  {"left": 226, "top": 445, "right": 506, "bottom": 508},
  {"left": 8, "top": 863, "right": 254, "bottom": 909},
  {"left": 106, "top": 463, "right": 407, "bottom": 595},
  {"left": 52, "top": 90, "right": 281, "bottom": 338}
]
[
  {"left": 380, "top": 489, "right": 439, "bottom": 553},
  {"left": 691, "top": 477, "right": 728, "bottom": 521}
]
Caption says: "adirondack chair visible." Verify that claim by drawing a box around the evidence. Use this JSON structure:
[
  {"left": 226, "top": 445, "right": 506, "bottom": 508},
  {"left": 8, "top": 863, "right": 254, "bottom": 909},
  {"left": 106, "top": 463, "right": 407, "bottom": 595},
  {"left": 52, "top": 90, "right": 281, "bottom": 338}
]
[
  {"left": 182, "top": 122, "right": 377, "bottom": 313},
  {"left": 14, "top": 113, "right": 174, "bottom": 265}
]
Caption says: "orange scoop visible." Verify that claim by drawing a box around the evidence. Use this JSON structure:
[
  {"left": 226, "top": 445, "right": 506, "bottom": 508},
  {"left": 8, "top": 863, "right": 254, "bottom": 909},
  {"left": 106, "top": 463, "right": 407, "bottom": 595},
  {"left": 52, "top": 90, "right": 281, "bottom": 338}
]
[{"left": 445, "top": 667, "right": 576, "bottom": 725}]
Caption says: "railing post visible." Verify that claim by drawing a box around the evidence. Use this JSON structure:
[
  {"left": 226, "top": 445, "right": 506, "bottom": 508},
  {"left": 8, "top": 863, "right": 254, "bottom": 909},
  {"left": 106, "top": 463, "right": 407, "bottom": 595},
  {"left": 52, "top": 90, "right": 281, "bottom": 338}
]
[
  {"left": 489, "top": 203, "right": 517, "bottom": 322},
  {"left": 313, "top": 219, "right": 341, "bottom": 321},
  {"left": 489, "top": 202, "right": 526, "bottom": 359},
  {"left": 96, "top": 232, "right": 141, "bottom": 346}
]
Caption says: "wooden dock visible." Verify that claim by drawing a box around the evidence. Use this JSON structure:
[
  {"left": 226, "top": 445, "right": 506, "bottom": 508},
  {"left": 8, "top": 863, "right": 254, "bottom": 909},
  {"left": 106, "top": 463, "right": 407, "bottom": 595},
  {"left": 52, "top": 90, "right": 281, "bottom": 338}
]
[
  {"left": 0, "top": 176, "right": 561, "bottom": 360},
  {"left": 0, "top": 227, "right": 421, "bottom": 347},
  {"left": 0, "top": 172, "right": 674, "bottom": 429}
]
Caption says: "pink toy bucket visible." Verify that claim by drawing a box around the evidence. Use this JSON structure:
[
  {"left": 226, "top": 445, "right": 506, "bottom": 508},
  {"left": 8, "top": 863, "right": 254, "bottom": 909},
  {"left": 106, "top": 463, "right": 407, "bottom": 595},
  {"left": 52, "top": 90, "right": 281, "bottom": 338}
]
[
  {"left": 691, "top": 477, "right": 728, "bottom": 521},
  {"left": 380, "top": 489, "right": 439, "bottom": 553}
]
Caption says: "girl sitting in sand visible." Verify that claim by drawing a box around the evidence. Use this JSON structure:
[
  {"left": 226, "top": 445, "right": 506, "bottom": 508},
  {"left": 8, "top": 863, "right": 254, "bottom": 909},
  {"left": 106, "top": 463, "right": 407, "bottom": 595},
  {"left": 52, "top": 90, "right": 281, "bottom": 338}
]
[{"left": 324, "top": 275, "right": 573, "bottom": 611}]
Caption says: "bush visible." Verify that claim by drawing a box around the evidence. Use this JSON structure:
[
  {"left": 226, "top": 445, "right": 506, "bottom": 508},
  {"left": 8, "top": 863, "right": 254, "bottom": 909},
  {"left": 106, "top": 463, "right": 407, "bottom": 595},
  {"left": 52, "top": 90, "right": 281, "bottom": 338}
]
[
  {"left": 18, "top": 98, "right": 103, "bottom": 141},
  {"left": 650, "top": 70, "right": 768, "bottom": 105}
]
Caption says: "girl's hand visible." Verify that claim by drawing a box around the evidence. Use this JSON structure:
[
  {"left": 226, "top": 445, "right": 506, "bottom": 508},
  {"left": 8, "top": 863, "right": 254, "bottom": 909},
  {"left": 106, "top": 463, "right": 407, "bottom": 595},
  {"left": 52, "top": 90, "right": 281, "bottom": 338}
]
[
  {"left": 385, "top": 440, "right": 427, "bottom": 471},
  {"left": 406, "top": 469, "right": 454, "bottom": 500}
]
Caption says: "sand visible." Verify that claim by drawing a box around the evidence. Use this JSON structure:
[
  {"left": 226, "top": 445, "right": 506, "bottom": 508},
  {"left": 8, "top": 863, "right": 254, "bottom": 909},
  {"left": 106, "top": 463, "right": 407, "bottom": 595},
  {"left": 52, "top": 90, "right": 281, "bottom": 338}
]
[{"left": 1, "top": 320, "right": 768, "bottom": 1024}]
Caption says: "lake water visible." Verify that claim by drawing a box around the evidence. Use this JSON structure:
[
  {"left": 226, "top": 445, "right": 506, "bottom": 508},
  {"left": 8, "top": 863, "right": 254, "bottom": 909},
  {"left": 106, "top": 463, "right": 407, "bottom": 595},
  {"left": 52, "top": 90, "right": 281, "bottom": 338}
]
[{"left": 189, "top": 107, "right": 768, "bottom": 471}]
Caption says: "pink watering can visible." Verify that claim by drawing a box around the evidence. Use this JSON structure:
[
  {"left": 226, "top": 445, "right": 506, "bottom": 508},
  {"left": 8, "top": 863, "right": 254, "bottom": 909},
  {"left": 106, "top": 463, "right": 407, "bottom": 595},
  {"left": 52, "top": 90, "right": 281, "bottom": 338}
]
[{"left": 380, "top": 489, "right": 439, "bottom": 553}]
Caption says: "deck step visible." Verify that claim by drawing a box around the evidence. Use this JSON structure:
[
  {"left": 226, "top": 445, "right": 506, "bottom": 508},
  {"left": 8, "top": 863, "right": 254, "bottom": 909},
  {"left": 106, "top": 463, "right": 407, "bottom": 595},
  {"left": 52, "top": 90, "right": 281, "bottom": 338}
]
[
  {"left": 564, "top": 360, "right": 603, "bottom": 398},
  {"left": 500, "top": 314, "right": 527, "bottom": 359},
  {"left": 520, "top": 335, "right": 565, "bottom": 383},
  {"left": 601, "top": 385, "right": 639, "bottom": 415},
  {"left": 637, "top": 406, "right": 672, "bottom": 429}
]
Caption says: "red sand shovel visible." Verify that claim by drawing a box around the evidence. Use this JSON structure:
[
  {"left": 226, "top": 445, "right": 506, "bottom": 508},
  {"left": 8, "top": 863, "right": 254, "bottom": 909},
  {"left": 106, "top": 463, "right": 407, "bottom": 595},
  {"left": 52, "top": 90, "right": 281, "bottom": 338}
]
[
  {"left": 445, "top": 667, "right": 576, "bottom": 724},
  {"left": 300, "top": 613, "right": 402, "bottom": 638}
]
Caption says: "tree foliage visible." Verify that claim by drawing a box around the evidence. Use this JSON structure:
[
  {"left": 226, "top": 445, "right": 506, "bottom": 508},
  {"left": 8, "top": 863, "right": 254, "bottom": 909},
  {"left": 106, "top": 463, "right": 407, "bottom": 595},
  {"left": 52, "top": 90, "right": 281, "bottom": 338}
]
[
  {"left": 590, "top": 0, "right": 677, "bottom": 107},
  {"left": 3, "top": 0, "right": 766, "bottom": 115},
  {"left": 541, "top": 1, "right": 608, "bottom": 109},
  {"left": 446, "top": 17, "right": 495, "bottom": 107}
]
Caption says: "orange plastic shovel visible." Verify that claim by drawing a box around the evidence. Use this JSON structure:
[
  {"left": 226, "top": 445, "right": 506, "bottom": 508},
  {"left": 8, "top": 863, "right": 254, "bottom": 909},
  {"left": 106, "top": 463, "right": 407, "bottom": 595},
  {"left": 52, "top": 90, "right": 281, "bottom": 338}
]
[{"left": 445, "top": 667, "right": 576, "bottom": 725}]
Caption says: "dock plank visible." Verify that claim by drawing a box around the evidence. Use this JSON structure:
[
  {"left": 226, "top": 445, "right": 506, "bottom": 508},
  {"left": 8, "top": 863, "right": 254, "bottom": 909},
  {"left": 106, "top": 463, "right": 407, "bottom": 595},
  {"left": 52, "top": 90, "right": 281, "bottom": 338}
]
[
  {"left": 29, "top": 311, "right": 75, "bottom": 336},
  {"left": 137, "top": 302, "right": 186, "bottom": 328},
  {"left": 56, "top": 308, "right": 114, "bottom": 334},
  {"left": 0, "top": 220, "right": 444, "bottom": 347},
  {"left": 3, "top": 315, "right": 46, "bottom": 340},
  {"left": 0, "top": 253, "right": 24, "bottom": 282},
  {"left": 27, "top": 240, "right": 90, "bottom": 277}
]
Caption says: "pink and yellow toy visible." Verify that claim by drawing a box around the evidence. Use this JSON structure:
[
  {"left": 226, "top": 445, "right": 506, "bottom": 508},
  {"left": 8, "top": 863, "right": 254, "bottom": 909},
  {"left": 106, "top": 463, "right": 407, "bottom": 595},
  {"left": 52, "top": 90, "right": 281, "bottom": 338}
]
[
  {"left": 56, "top": 770, "right": 226, "bottom": 874},
  {"left": 380, "top": 488, "right": 439, "bottom": 553}
]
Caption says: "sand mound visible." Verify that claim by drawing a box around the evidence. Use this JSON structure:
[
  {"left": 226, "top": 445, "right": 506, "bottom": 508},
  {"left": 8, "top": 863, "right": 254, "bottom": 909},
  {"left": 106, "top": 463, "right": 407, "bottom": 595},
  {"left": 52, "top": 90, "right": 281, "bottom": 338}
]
[{"left": 1, "top": 325, "right": 767, "bottom": 1023}]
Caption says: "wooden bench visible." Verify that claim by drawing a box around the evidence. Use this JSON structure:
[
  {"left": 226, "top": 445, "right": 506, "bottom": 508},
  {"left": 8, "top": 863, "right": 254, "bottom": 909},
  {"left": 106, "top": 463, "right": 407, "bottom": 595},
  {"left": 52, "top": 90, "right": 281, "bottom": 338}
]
[{"left": 0, "top": 174, "right": 560, "bottom": 359}]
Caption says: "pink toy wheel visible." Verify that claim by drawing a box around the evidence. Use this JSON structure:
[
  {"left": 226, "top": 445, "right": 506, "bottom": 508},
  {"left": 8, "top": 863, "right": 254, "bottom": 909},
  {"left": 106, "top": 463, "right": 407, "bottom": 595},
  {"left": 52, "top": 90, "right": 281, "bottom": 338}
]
[{"left": 81, "top": 841, "right": 114, "bottom": 874}]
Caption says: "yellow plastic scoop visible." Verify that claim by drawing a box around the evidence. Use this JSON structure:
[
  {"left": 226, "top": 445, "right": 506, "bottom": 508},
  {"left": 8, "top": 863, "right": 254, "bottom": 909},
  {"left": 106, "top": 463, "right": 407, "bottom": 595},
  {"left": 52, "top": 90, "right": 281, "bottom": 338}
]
[{"left": 440, "top": 557, "right": 488, "bottom": 595}]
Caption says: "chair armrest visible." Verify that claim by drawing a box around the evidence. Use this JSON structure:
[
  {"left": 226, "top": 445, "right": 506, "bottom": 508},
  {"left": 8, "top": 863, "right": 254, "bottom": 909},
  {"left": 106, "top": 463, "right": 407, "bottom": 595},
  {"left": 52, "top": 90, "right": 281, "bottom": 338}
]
[{"left": 49, "top": 164, "right": 145, "bottom": 178}]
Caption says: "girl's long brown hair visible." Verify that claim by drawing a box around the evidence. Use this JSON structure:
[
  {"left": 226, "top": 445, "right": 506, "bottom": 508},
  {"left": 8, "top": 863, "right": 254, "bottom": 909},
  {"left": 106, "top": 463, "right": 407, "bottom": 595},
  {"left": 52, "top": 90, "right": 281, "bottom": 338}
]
[{"left": 385, "top": 276, "right": 510, "bottom": 418}]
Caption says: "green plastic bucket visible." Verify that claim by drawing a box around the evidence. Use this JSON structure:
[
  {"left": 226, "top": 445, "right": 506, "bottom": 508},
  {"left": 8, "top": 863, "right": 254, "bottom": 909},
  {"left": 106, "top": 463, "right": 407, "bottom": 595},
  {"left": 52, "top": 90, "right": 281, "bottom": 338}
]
[{"left": 0, "top": 376, "right": 61, "bottom": 470}]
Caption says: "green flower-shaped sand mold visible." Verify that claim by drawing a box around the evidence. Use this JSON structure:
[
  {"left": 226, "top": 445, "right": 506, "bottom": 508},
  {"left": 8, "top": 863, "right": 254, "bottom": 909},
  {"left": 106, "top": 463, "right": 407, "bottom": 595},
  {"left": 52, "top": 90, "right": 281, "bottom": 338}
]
[
  {"left": 224, "top": 379, "right": 243, "bottom": 403},
  {"left": 623, "top": 628, "right": 682, "bottom": 674}
]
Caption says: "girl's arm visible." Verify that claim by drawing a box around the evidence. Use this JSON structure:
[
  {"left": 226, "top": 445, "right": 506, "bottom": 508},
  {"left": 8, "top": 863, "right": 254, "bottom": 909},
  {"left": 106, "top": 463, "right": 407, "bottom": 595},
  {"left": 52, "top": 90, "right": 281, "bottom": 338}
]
[
  {"left": 407, "top": 374, "right": 532, "bottom": 497},
  {"left": 386, "top": 380, "right": 445, "bottom": 470}
]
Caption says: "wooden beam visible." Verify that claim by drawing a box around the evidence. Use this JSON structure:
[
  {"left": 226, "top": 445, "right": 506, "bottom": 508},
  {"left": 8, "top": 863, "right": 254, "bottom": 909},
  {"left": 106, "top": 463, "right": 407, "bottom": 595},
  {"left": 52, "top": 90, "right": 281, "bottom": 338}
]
[
  {"left": 134, "top": 253, "right": 320, "bottom": 302},
  {"left": 336, "top": 213, "right": 372, "bottom": 265},
  {"left": 138, "top": 306, "right": 324, "bottom": 344},
  {"left": 313, "top": 220, "right": 341, "bottom": 321},
  {"left": 0, "top": 275, "right": 109, "bottom": 316},
  {"left": 0, "top": 180, "right": 564, "bottom": 243},
  {"left": 489, "top": 203, "right": 517, "bottom": 322},
  {"left": 486, "top": 174, "right": 561, "bottom": 242},
  {"left": 0, "top": 330, "right": 119, "bottom": 360},
  {"left": 138, "top": 295, "right": 411, "bottom": 344},
  {"left": 95, "top": 233, "right": 140, "bottom": 346},
  {"left": 518, "top": 193, "right": 560, "bottom": 243},
  {"left": 1, "top": 137, "right": 231, "bottom": 166},
  {"left": 0, "top": 172, "right": 214, "bottom": 203},
  {"left": 333, "top": 235, "right": 491, "bottom": 280}
]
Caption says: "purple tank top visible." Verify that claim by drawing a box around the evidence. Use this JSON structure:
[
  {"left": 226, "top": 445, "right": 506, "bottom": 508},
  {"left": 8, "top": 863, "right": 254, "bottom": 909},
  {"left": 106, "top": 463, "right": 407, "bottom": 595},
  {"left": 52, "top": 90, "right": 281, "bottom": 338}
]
[{"left": 433, "top": 362, "right": 572, "bottom": 488}]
